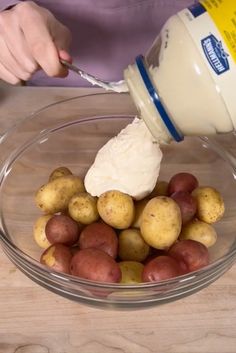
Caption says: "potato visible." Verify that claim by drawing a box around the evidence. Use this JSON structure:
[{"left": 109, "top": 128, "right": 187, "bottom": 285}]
[
  {"left": 140, "top": 196, "right": 181, "bottom": 249},
  {"left": 70, "top": 248, "right": 121, "bottom": 283},
  {"left": 168, "top": 239, "right": 209, "bottom": 272},
  {"left": 49, "top": 166, "right": 72, "bottom": 182},
  {"left": 171, "top": 191, "right": 197, "bottom": 224},
  {"left": 33, "top": 214, "right": 52, "bottom": 249},
  {"left": 97, "top": 190, "right": 135, "bottom": 229},
  {"left": 45, "top": 214, "right": 80, "bottom": 246},
  {"left": 148, "top": 180, "right": 169, "bottom": 198},
  {"left": 142, "top": 255, "right": 182, "bottom": 282},
  {"left": 79, "top": 222, "right": 118, "bottom": 258},
  {"left": 40, "top": 244, "right": 72, "bottom": 274},
  {"left": 119, "top": 261, "right": 144, "bottom": 284},
  {"left": 68, "top": 192, "right": 99, "bottom": 224},
  {"left": 132, "top": 199, "right": 149, "bottom": 228},
  {"left": 168, "top": 172, "right": 198, "bottom": 195},
  {"left": 118, "top": 228, "right": 149, "bottom": 262},
  {"left": 180, "top": 219, "right": 217, "bottom": 248},
  {"left": 35, "top": 175, "right": 85, "bottom": 214},
  {"left": 192, "top": 186, "right": 225, "bottom": 224}
]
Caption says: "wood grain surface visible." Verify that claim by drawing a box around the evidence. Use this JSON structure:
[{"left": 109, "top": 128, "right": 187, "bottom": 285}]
[{"left": 0, "top": 84, "right": 236, "bottom": 353}]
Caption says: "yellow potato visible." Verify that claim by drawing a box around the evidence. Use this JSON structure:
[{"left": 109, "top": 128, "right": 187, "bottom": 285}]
[
  {"left": 192, "top": 186, "right": 225, "bottom": 224},
  {"left": 119, "top": 261, "right": 144, "bottom": 284},
  {"left": 132, "top": 199, "right": 149, "bottom": 228},
  {"left": 68, "top": 192, "right": 99, "bottom": 224},
  {"left": 35, "top": 175, "right": 85, "bottom": 214},
  {"left": 97, "top": 190, "right": 135, "bottom": 229},
  {"left": 33, "top": 214, "right": 52, "bottom": 249},
  {"left": 118, "top": 228, "right": 150, "bottom": 262},
  {"left": 49, "top": 166, "right": 72, "bottom": 182},
  {"left": 148, "top": 180, "right": 169, "bottom": 198},
  {"left": 140, "top": 196, "right": 181, "bottom": 249},
  {"left": 179, "top": 219, "right": 217, "bottom": 248}
]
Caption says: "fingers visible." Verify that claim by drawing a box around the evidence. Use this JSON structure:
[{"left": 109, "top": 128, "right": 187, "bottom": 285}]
[
  {"left": 0, "top": 1, "right": 72, "bottom": 84},
  {"left": 18, "top": 5, "right": 68, "bottom": 77},
  {"left": 58, "top": 49, "right": 73, "bottom": 64},
  {"left": 0, "top": 36, "right": 33, "bottom": 81},
  {"left": 0, "top": 61, "right": 20, "bottom": 85}
]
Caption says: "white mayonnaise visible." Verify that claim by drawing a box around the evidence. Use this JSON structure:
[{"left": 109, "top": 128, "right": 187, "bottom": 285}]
[{"left": 84, "top": 118, "right": 162, "bottom": 200}]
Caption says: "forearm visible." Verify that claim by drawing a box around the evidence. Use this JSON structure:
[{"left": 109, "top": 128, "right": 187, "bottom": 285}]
[{"left": 0, "top": 0, "right": 22, "bottom": 11}]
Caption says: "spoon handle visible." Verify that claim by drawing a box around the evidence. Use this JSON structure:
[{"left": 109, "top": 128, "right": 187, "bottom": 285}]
[{"left": 60, "top": 59, "right": 128, "bottom": 93}]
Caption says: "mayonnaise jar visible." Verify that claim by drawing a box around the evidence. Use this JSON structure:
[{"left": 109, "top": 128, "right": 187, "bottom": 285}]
[{"left": 124, "top": 1, "right": 236, "bottom": 144}]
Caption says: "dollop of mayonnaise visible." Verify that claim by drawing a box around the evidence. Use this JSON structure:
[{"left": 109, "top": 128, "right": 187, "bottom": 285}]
[{"left": 84, "top": 118, "right": 163, "bottom": 200}]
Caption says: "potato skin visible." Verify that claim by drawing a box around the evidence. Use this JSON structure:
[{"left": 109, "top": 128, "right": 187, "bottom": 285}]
[
  {"left": 180, "top": 219, "right": 217, "bottom": 248},
  {"left": 119, "top": 261, "right": 144, "bottom": 284},
  {"left": 79, "top": 222, "right": 118, "bottom": 258},
  {"left": 140, "top": 196, "right": 182, "bottom": 249},
  {"left": 33, "top": 214, "right": 52, "bottom": 249},
  {"left": 70, "top": 248, "right": 121, "bottom": 283},
  {"left": 171, "top": 191, "right": 197, "bottom": 225},
  {"left": 49, "top": 166, "right": 72, "bottom": 182},
  {"left": 142, "top": 255, "right": 182, "bottom": 282},
  {"left": 118, "top": 228, "right": 150, "bottom": 262},
  {"left": 192, "top": 186, "right": 225, "bottom": 224},
  {"left": 168, "top": 172, "right": 198, "bottom": 195},
  {"left": 97, "top": 190, "right": 135, "bottom": 229},
  {"left": 132, "top": 199, "right": 149, "bottom": 229},
  {"left": 148, "top": 180, "right": 169, "bottom": 198},
  {"left": 168, "top": 239, "right": 209, "bottom": 272},
  {"left": 45, "top": 214, "right": 80, "bottom": 246},
  {"left": 40, "top": 244, "right": 72, "bottom": 274},
  {"left": 68, "top": 192, "right": 99, "bottom": 225},
  {"left": 35, "top": 175, "right": 85, "bottom": 214}
]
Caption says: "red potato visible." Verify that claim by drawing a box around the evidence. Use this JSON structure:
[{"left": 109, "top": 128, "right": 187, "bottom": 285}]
[
  {"left": 168, "top": 172, "right": 199, "bottom": 195},
  {"left": 45, "top": 214, "right": 80, "bottom": 246},
  {"left": 142, "top": 255, "right": 183, "bottom": 282},
  {"left": 171, "top": 191, "right": 197, "bottom": 224},
  {"left": 40, "top": 244, "right": 72, "bottom": 274},
  {"left": 79, "top": 222, "right": 118, "bottom": 258},
  {"left": 168, "top": 239, "right": 209, "bottom": 272},
  {"left": 70, "top": 248, "right": 121, "bottom": 283}
]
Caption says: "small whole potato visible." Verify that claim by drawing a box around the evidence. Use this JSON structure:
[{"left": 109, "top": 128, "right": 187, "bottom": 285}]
[
  {"left": 140, "top": 196, "right": 182, "bottom": 249},
  {"left": 35, "top": 175, "right": 85, "bottom": 214},
  {"left": 168, "top": 239, "right": 209, "bottom": 272},
  {"left": 40, "top": 244, "right": 72, "bottom": 274},
  {"left": 118, "top": 228, "right": 150, "bottom": 262},
  {"left": 97, "top": 190, "right": 135, "bottom": 229},
  {"left": 132, "top": 199, "right": 149, "bottom": 228},
  {"left": 70, "top": 248, "right": 121, "bottom": 283},
  {"left": 33, "top": 214, "right": 52, "bottom": 249},
  {"left": 148, "top": 180, "right": 169, "bottom": 198},
  {"left": 45, "top": 214, "right": 80, "bottom": 246},
  {"left": 142, "top": 255, "right": 183, "bottom": 282},
  {"left": 49, "top": 166, "right": 72, "bottom": 182},
  {"left": 192, "top": 186, "right": 225, "bottom": 224},
  {"left": 171, "top": 191, "right": 197, "bottom": 224},
  {"left": 79, "top": 222, "right": 118, "bottom": 258},
  {"left": 168, "top": 172, "right": 199, "bottom": 195},
  {"left": 68, "top": 192, "right": 99, "bottom": 224},
  {"left": 180, "top": 219, "right": 217, "bottom": 247},
  {"left": 119, "top": 261, "right": 144, "bottom": 284}
]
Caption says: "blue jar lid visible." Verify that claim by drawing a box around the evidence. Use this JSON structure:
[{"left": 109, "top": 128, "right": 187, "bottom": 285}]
[{"left": 135, "top": 55, "right": 184, "bottom": 142}]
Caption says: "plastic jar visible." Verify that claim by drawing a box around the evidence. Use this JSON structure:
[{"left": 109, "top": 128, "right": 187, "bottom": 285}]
[{"left": 124, "top": 1, "right": 236, "bottom": 144}]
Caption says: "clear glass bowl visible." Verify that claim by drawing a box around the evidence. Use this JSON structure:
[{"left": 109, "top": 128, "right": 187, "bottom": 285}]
[{"left": 0, "top": 93, "right": 236, "bottom": 310}]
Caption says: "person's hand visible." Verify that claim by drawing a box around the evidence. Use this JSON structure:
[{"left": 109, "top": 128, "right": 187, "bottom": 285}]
[{"left": 0, "top": 1, "right": 72, "bottom": 84}]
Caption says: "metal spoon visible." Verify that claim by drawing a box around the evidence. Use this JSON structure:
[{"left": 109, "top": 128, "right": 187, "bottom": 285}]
[{"left": 60, "top": 59, "right": 128, "bottom": 93}]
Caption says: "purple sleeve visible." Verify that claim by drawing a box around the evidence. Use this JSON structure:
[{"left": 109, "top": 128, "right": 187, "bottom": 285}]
[{"left": 0, "top": 0, "right": 22, "bottom": 11}]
